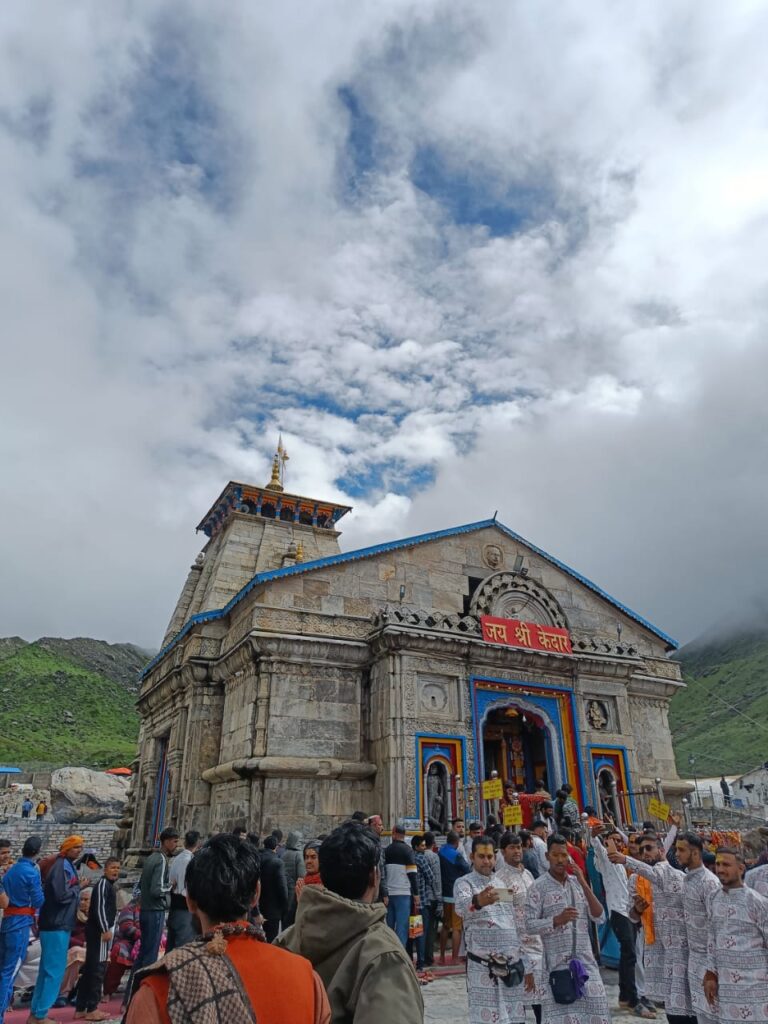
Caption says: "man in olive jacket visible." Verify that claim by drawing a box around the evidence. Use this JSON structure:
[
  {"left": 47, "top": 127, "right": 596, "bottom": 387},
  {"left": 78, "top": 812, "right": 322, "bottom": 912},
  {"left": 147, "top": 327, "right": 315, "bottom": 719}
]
[
  {"left": 133, "top": 828, "right": 179, "bottom": 974},
  {"left": 277, "top": 822, "right": 423, "bottom": 1024}
]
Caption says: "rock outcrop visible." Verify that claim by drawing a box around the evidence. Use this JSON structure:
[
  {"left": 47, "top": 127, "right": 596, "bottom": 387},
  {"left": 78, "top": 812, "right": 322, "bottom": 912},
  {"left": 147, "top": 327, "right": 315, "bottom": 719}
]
[{"left": 50, "top": 767, "right": 129, "bottom": 824}]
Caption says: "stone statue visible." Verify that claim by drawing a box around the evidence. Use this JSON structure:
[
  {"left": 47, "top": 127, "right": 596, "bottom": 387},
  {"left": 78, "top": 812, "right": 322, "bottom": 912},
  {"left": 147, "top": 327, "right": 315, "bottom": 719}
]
[
  {"left": 587, "top": 700, "right": 609, "bottom": 730},
  {"left": 427, "top": 763, "right": 447, "bottom": 831}
]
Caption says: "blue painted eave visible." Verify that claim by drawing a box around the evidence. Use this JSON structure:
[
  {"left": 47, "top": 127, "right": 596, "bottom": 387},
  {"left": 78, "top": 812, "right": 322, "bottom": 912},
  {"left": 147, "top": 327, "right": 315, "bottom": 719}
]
[{"left": 141, "top": 518, "right": 678, "bottom": 678}]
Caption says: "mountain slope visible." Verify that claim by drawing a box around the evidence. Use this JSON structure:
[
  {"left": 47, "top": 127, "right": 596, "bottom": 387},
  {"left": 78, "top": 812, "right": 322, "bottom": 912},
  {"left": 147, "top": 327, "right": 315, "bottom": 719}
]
[
  {"left": 669, "top": 625, "right": 768, "bottom": 777},
  {"left": 34, "top": 637, "right": 152, "bottom": 693},
  {"left": 0, "top": 641, "right": 141, "bottom": 769}
]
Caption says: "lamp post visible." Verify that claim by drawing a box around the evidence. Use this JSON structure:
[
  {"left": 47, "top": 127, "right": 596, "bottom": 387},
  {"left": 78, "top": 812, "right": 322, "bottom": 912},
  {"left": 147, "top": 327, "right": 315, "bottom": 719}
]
[{"left": 688, "top": 755, "right": 700, "bottom": 807}]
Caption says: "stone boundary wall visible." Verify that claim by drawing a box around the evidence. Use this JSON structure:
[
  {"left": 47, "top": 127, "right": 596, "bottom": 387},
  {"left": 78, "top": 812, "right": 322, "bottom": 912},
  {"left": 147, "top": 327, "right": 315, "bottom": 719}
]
[
  {"left": 0, "top": 773, "right": 53, "bottom": 788},
  {"left": 0, "top": 818, "right": 116, "bottom": 861}
]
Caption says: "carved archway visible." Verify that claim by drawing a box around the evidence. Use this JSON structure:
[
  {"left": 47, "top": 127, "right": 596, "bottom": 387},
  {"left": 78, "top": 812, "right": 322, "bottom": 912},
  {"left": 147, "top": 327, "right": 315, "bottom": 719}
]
[
  {"left": 469, "top": 571, "right": 568, "bottom": 628},
  {"left": 478, "top": 695, "right": 566, "bottom": 794}
]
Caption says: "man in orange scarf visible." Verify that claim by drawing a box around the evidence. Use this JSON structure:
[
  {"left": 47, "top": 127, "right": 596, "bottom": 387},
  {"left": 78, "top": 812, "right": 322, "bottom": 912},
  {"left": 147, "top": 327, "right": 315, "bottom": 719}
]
[{"left": 28, "top": 835, "right": 85, "bottom": 1024}]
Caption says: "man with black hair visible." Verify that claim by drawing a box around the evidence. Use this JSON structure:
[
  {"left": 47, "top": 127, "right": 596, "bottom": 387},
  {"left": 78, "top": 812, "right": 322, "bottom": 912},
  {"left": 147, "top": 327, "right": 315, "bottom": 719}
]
[
  {"left": 439, "top": 830, "right": 470, "bottom": 963},
  {"left": 127, "top": 834, "right": 330, "bottom": 1024},
  {"left": 74, "top": 856, "right": 120, "bottom": 1021},
  {"left": 365, "top": 816, "right": 388, "bottom": 904},
  {"left": 134, "top": 827, "right": 178, "bottom": 978},
  {"left": 590, "top": 824, "right": 654, "bottom": 1019},
  {"left": 530, "top": 820, "right": 550, "bottom": 875},
  {"left": 277, "top": 821, "right": 423, "bottom": 1024},
  {"left": 463, "top": 822, "right": 483, "bottom": 861},
  {"left": 260, "top": 834, "right": 290, "bottom": 941},
  {"left": 676, "top": 831, "right": 720, "bottom": 1024},
  {"left": 272, "top": 828, "right": 286, "bottom": 858},
  {"left": 704, "top": 848, "right": 768, "bottom": 1024},
  {"left": 518, "top": 831, "right": 540, "bottom": 880},
  {"left": 0, "top": 835, "right": 42, "bottom": 1015},
  {"left": 384, "top": 823, "right": 419, "bottom": 949},
  {"left": 496, "top": 833, "right": 543, "bottom": 1021},
  {"left": 451, "top": 818, "right": 466, "bottom": 839},
  {"left": 561, "top": 784, "right": 579, "bottom": 824},
  {"left": 539, "top": 802, "right": 555, "bottom": 834},
  {"left": 526, "top": 834, "right": 609, "bottom": 1024},
  {"left": 422, "top": 832, "right": 442, "bottom": 968},
  {"left": 166, "top": 830, "right": 200, "bottom": 952},
  {"left": 456, "top": 834, "right": 526, "bottom": 1024},
  {"left": 409, "top": 835, "right": 436, "bottom": 975}
]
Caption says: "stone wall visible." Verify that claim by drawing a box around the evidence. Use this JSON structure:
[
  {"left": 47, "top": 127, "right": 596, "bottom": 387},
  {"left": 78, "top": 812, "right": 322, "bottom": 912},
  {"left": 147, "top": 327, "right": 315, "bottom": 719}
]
[{"left": 0, "top": 818, "right": 117, "bottom": 861}]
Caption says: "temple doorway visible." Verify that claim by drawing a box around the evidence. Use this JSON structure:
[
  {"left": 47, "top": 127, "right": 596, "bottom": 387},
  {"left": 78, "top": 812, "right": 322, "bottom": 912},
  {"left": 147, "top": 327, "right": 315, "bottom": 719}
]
[
  {"left": 483, "top": 706, "right": 550, "bottom": 793},
  {"left": 597, "top": 767, "right": 623, "bottom": 823},
  {"left": 147, "top": 736, "right": 170, "bottom": 847}
]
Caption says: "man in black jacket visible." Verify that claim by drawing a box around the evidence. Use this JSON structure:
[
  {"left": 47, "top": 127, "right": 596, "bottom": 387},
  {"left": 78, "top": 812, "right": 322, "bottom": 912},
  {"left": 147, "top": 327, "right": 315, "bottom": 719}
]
[
  {"left": 75, "top": 857, "right": 120, "bottom": 1021},
  {"left": 259, "top": 836, "right": 289, "bottom": 941}
]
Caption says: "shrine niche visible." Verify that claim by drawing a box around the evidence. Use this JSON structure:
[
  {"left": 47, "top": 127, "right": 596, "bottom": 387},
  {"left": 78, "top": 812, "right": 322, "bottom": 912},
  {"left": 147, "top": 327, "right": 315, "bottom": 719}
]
[{"left": 416, "top": 736, "right": 466, "bottom": 830}]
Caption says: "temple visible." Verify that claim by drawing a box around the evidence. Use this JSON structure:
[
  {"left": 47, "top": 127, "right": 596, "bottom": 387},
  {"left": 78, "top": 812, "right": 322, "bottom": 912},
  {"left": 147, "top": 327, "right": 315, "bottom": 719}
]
[{"left": 124, "top": 445, "right": 688, "bottom": 852}]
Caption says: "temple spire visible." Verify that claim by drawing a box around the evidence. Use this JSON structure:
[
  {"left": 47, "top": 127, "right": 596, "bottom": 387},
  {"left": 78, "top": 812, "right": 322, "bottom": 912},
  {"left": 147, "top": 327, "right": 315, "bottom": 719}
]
[{"left": 265, "top": 435, "right": 289, "bottom": 492}]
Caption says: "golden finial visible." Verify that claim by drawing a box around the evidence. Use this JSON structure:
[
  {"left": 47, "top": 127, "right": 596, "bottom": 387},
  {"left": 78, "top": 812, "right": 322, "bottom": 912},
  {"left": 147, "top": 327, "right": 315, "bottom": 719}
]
[
  {"left": 266, "top": 452, "right": 284, "bottom": 492},
  {"left": 295, "top": 541, "right": 304, "bottom": 563},
  {"left": 266, "top": 435, "right": 290, "bottom": 491}
]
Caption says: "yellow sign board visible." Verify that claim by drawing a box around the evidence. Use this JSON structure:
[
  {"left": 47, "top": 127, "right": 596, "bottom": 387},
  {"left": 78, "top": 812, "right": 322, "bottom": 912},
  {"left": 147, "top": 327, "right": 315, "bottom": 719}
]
[
  {"left": 503, "top": 805, "right": 523, "bottom": 826},
  {"left": 482, "top": 778, "right": 503, "bottom": 800},
  {"left": 647, "top": 797, "right": 670, "bottom": 821}
]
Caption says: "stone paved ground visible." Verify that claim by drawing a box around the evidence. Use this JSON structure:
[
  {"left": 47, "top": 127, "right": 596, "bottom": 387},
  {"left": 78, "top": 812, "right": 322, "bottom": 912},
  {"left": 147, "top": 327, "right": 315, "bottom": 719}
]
[
  {"left": 424, "top": 967, "right": 638, "bottom": 1023},
  {"left": 6, "top": 966, "right": 636, "bottom": 1024}
]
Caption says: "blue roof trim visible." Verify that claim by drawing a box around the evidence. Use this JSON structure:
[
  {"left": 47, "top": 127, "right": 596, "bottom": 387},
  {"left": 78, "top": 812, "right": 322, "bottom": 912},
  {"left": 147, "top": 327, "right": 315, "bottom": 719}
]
[{"left": 141, "top": 519, "right": 677, "bottom": 679}]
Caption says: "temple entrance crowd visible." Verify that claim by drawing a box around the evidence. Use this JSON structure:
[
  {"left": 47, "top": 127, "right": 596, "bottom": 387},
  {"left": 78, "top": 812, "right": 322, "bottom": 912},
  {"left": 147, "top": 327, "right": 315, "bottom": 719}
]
[{"left": 0, "top": 790, "right": 765, "bottom": 1024}]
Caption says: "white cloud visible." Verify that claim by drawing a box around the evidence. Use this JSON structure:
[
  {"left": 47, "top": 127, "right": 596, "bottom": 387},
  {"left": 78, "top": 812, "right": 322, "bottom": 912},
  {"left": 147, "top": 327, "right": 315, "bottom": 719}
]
[{"left": 1, "top": 0, "right": 767, "bottom": 647}]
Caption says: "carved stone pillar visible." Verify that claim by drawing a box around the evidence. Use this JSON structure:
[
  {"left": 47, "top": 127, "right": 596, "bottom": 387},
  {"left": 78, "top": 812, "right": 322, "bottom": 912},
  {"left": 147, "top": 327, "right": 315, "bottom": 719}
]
[{"left": 179, "top": 666, "right": 224, "bottom": 834}]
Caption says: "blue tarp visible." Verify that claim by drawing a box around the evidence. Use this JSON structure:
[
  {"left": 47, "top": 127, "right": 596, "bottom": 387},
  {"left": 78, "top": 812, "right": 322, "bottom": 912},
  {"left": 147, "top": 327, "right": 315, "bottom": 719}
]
[{"left": 0, "top": 767, "right": 22, "bottom": 774}]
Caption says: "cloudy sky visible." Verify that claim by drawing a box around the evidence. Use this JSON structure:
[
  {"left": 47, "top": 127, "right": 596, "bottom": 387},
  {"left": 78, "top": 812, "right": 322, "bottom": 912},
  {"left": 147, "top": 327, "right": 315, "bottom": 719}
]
[{"left": 3, "top": 1, "right": 767, "bottom": 650}]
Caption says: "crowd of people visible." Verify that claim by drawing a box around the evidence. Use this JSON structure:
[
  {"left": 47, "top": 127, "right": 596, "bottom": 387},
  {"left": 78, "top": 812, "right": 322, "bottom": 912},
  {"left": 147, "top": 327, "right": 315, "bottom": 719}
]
[{"left": 0, "top": 796, "right": 764, "bottom": 1024}]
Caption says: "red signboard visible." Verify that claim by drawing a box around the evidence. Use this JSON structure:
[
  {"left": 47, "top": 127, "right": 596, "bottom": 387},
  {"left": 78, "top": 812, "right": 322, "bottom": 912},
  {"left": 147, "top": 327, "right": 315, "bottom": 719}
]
[{"left": 480, "top": 615, "right": 573, "bottom": 655}]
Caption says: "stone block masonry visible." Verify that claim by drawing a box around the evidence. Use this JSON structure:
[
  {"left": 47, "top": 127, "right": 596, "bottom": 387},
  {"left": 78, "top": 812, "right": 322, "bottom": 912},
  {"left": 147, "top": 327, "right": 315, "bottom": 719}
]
[{"left": 0, "top": 818, "right": 117, "bottom": 863}]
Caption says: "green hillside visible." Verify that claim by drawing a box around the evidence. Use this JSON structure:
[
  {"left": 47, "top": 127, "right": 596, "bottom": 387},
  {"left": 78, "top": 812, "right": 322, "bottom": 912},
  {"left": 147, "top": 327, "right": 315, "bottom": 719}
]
[
  {"left": 0, "top": 640, "right": 143, "bottom": 769},
  {"left": 669, "top": 625, "right": 768, "bottom": 777}
]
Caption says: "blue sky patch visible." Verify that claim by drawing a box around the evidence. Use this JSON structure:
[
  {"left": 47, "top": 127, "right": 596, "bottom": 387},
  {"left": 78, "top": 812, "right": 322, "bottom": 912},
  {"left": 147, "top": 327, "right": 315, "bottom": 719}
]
[
  {"left": 411, "top": 145, "right": 555, "bottom": 237},
  {"left": 337, "top": 461, "right": 436, "bottom": 498}
]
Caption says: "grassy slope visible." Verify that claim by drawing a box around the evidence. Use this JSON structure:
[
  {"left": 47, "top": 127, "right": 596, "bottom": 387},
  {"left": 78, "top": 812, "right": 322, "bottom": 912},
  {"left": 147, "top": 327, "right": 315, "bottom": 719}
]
[
  {"left": 669, "top": 628, "right": 768, "bottom": 777},
  {"left": 0, "top": 643, "right": 139, "bottom": 769}
]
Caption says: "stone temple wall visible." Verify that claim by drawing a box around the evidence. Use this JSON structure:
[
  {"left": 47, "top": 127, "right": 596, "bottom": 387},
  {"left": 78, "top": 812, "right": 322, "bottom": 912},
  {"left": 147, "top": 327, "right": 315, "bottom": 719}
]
[{"left": 0, "top": 819, "right": 117, "bottom": 862}]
